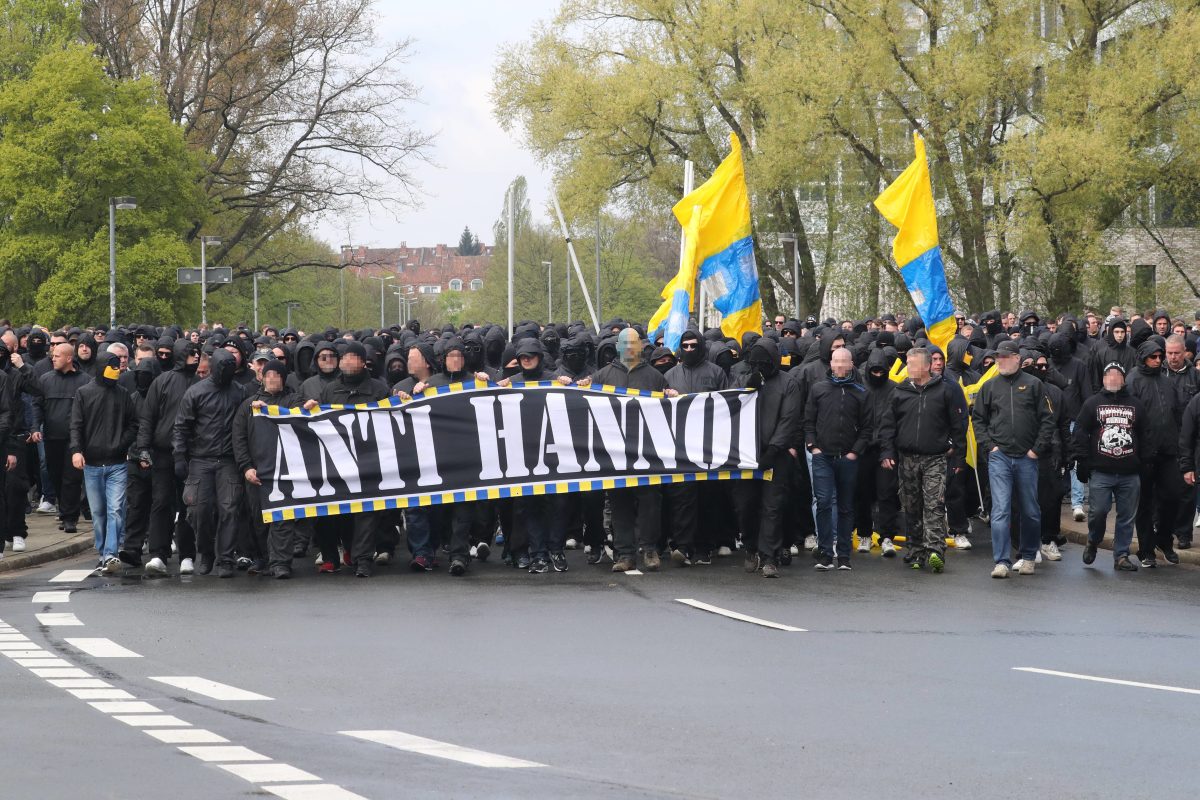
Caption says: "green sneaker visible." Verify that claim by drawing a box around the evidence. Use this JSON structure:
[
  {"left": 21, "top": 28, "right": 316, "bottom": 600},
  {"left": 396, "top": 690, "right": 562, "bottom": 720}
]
[
  {"left": 910, "top": 558, "right": 924, "bottom": 570},
  {"left": 928, "top": 552, "right": 945, "bottom": 573}
]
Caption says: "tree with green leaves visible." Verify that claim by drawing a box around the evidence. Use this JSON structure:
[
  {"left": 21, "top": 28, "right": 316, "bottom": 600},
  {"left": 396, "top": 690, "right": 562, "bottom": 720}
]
[{"left": 457, "top": 226, "right": 481, "bottom": 256}]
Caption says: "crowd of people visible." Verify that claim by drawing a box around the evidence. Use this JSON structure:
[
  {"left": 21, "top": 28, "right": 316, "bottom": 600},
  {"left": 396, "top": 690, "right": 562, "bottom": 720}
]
[{"left": 0, "top": 303, "right": 1197, "bottom": 581}]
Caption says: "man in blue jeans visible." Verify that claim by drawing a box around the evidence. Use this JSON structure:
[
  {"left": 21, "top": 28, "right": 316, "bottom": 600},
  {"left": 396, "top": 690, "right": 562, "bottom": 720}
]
[
  {"left": 805, "top": 347, "right": 871, "bottom": 570},
  {"left": 971, "top": 340, "right": 1054, "bottom": 579},
  {"left": 69, "top": 354, "right": 136, "bottom": 575},
  {"left": 1073, "top": 362, "right": 1146, "bottom": 570}
]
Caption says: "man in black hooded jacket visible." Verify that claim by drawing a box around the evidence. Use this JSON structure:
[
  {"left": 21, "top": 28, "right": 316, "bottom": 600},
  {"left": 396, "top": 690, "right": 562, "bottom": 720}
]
[
  {"left": 855, "top": 348, "right": 901, "bottom": 557},
  {"left": 1126, "top": 339, "right": 1183, "bottom": 567},
  {"left": 118, "top": 358, "right": 158, "bottom": 571},
  {"left": 137, "top": 337, "right": 200, "bottom": 574},
  {"left": 1088, "top": 319, "right": 1136, "bottom": 393},
  {"left": 173, "top": 349, "right": 246, "bottom": 578}
]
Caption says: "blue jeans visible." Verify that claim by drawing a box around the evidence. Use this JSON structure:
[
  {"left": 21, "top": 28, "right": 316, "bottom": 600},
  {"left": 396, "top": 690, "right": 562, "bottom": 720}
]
[
  {"left": 1087, "top": 471, "right": 1139, "bottom": 560},
  {"left": 83, "top": 462, "right": 127, "bottom": 560},
  {"left": 811, "top": 453, "right": 859, "bottom": 557},
  {"left": 1068, "top": 422, "right": 1084, "bottom": 507},
  {"left": 987, "top": 450, "right": 1040, "bottom": 565}
]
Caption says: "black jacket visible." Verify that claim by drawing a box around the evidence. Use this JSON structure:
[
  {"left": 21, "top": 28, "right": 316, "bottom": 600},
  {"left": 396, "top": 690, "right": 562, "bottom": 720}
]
[
  {"left": 804, "top": 373, "right": 870, "bottom": 458},
  {"left": 736, "top": 339, "right": 801, "bottom": 462},
  {"left": 888, "top": 374, "right": 968, "bottom": 466},
  {"left": 861, "top": 350, "right": 897, "bottom": 458},
  {"left": 1048, "top": 332, "right": 1089, "bottom": 419},
  {"left": 593, "top": 361, "right": 668, "bottom": 392},
  {"left": 1126, "top": 347, "right": 1184, "bottom": 458},
  {"left": 664, "top": 354, "right": 730, "bottom": 394},
  {"left": 1071, "top": 388, "right": 1147, "bottom": 475},
  {"left": 317, "top": 371, "right": 390, "bottom": 405},
  {"left": 1178, "top": 392, "right": 1200, "bottom": 475},
  {"left": 172, "top": 350, "right": 246, "bottom": 462},
  {"left": 37, "top": 367, "right": 91, "bottom": 441},
  {"left": 1, "top": 362, "right": 38, "bottom": 452},
  {"left": 232, "top": 385, "right": 300, "bottom": 475},
  {"left": 971, "top": 370, "right": 1055, "bottom": 458},
  {"left": 69, "top": 379, "right": 136, "bottom": 466},
  {"left": 137, "top": 338, "right": 198, "bottom": 453}
]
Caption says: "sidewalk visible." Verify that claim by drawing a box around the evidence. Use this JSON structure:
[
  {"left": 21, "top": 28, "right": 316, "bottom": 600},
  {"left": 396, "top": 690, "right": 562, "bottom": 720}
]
[
  {"left": 1055, "top": 507, "right": 1200, "bottom": 566},
  {"left": 0, "top": 512, "right": 94, "bottom": 575}
]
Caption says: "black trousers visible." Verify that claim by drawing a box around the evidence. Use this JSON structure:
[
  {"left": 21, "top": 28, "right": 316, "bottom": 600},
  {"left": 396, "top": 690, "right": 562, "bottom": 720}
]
[
  {"left": 1038, "top": 458, "right": 1064, "bottom": 545},
  {"left": 183, "top": 457, "right": 243, "bottom": 568},
  {"left": 609, "top": 486, "right": 661, "bottom": 559},
  {"left": 945, "top": 461, "right": 971, "bottom": 536},
  {"left": 148, "top": 448, "right": 195, "bottom": 562},
  {"left": 3, "top": 445, "right": 28, "bottom": 542},
  {"left": 854, "top": 451, "right": 900, "bottom": 540},
  {"left": 663, "top": 483, "right": 699, "bottom": 554},
  {"left": 734, "top": 475, "right": 788, "bottom": 561},
  {"left": 1136, "top": 455, "right": 1182, "bottom": 559},
  {"left": 43, "top": 439, "right": 82, "bottom": 524},
  {"left": 1172, "top": 482, "right": 1196, "bottom": 545},
  {"left": 314, "top": 516, "right": 351, "bottom": 564},
  {"left": 121, "top": 461, "right": 153, "bottom": 556},
  {"left": 244, "top": 480, "right": 298, "bottom": 569}
]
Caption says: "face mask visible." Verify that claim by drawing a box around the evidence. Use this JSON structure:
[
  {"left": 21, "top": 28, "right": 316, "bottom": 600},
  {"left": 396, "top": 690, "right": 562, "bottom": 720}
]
[
  {"left": 654, "top": 359, "right": 674, "bottom": 374},
  {"left": 27, "top": 338, "right": 47, "bottom": 359},
  {"left": 867, "top": 369, "right": 886, "bottom": 387},
  {"left": 464, "top": 343, "right": 483, "bottom": 370},
  {"left": 181, "top": 358, "right": 198, "bottom": 376},
  {"left": 386, "top": 364, "right": 405, "bottom": 384},
  {"left": 561, "top": 348, "right": 586, "bottom": 374},
  {"left": 679, "top": 339, "right": 704, "bottom": 367},
  {"left": 136, "top": 369, "right": 154, "bottom": 394}
]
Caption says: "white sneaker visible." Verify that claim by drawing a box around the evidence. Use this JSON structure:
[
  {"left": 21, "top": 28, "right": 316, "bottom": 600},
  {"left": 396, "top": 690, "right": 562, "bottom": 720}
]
[
  {"left": 103, "top": 556, "right": 122, "bottom": 575},
  {"left": 179, "top": 558, "right": 194, "bottom": 575},
  {"left": 565, "top": 538, "right": 578, "bottom": 550},
  {"left": 144, "top": 557, "right": 168, "bottom": 575},
  {"left": 1073, "top": 506, "right": 1085, "bottom": 522},
  {"left": 1035, "top": 549, "right": 1043, "bottom": 564},
  {"left": 857, "top": 537, "right": 871, "bottom": 554},
  {"left": 716, "top": 546, "right": 732, "bottom": 557},
  {"left": 954, "top": 534, "right": 972, "bottom": 550},
  {"left": 991, "top": 562, "right": 1010, "bottom": 579},
  {"left": 881, "top": 539, "right": 897, "bottom": 557},
  {"left": 469, "top": 545, "right": 478, "bottom": 559},
  {"left": 804, "top": 534, "right": 817, "bottom": 551},
  {"left": 373, "top": 551, "right": 390, "bottom": 565},
  {"left": 789, "top": 544, "right": 799, "bottom": 556},
  {"left": 1041, "top": 542, "right": 1062, "bottom": 561},
  {"left": 1019, "top": 558, "right": 1035, "bottom": 575},
  {"left": 35, "top": 500, "right": 56, "bottom": 514},
  {"left": 171, "top": 540, "right": 177, "bottom": 554},
  {"left": 1013, "top": 559, "right": 1027, "bottom": 572},
  {"left": 583, "top": 544, "right": 592, "bottom": 555},
  {"left": 1193, "top": 510, "right": 1200, "bottom": 528},
  {"left": 12, "top": 536, "right": 25, "bottom": 552},
  {"left": 314, "top": 552, "right": 324, "bottom": 565},
  {"left": 0, "top": 551, "right": 5, "bottom": 561}
]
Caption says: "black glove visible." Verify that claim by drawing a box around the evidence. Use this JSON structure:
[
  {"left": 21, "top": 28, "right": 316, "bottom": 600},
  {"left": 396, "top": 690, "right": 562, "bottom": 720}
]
[
  {"left": 174, "top": 459, "right": 188, "bottom": 481},
  {"left": 746, "top": 370, "right": 763, "bottom": 390},
  {"left": 760, "top": 444, "right": 783, "bottom": 468}
]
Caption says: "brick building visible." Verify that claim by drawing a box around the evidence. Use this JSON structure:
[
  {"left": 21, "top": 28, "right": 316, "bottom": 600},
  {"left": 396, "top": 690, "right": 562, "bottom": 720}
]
[{"left": 339, "top": 243, "right": 492, "bottom": 296}]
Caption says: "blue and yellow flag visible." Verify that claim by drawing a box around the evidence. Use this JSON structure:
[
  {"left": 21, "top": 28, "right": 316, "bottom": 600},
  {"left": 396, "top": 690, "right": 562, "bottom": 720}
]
[
  {"left": 649, "top": 134, "right": 762, "bottom": 349},
  {"left": 874, "top": 133, "right": 956, "bottom": 354},
  {"left": 961, "top": 363, "right": 998, "bottom": 469}
]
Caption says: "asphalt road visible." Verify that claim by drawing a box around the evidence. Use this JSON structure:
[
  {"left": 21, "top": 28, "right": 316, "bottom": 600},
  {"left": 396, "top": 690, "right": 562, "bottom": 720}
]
[{"left": 3, "top": 528, "right": 1199, "bottom": 800}]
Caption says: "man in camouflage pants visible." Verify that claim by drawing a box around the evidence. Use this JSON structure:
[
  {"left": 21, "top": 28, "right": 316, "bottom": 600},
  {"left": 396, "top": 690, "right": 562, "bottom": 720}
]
[{"left": 886, "top": 348, "right": 968, "bottom": 573}]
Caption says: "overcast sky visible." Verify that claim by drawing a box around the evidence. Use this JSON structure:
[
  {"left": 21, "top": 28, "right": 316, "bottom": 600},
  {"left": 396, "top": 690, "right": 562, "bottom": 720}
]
[{"left": 313, "top": 0, "right": 559, "bottom": 251}]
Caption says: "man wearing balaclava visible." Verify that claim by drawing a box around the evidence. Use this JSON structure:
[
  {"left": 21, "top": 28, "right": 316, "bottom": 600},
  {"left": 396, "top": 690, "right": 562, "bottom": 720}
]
[
  {"left": 1020, "top": 352, "right": 1071, "bottom": 563},
  {"left": 36, "top": 343, "right": 91, "bottom": 535},
  {"left": 233, "top": 360, "right": 302, "bottom": 578},
  {"left": 732, "top": 338, "right": 800, "bottom": 578},
  {"left": 117, "top": 357, "right": 158, "bottom": 572},
  {"left": 856, "top": 347, "right": 901, "bottom": 558},
  {"left": 303, "top": 342, "right": 390, "bottom": 578},
  {"left": 70, "top": 354, "right": 136, "bottom": 575},
  {"left": 660, "top": 329, "right": 731, "bottom": 565},
  {"left": 137, "top": 337, "right": 200, "bottom": 575},
  {"left": 592, "top": 328, "right": 669, "bottom": 572},
  {"left": 173, "top": 348, "right": 246, "bottom": 578}
]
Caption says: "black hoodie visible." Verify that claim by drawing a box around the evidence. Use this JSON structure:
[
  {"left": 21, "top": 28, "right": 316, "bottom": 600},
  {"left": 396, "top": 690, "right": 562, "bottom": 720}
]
[
  {"left": 1088, "top": 321, "right": 1136, "bottom": 392},
  {"left": 299, "top": 341, "right": 340, "bottom": 402},
  {"left": 69, "top": 357, "right": 136, "bottom": 466},
  {"left": 1072, "top": 386, "right": 1147, "bottom": 475},
  {"left": 172, "top": 349, "right": 246, "bottom": 462},
  {"left": 137, "top": 338, "right": 199, "bottom": 454},
  {"left": 735, "top": 339, "right": 801, "bottom": 463},
  {"left": 1126, "top": 340, "right": 1183, "bottom": 457},
  {"left": 665, "top": 331, "right": 729, "bottom": 393},
  {"left": 1048, "top": 332, "right": 1088, "bottom": 419}
]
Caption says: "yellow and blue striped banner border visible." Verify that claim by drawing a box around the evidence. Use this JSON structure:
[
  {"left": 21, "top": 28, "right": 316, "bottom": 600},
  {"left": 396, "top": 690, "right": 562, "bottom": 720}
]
[
  {"left": 253, "top": 380, "right": 756, "bottom": 417},
  {"left": 262, "top": 469, "right": 771, "bottom": 523}
]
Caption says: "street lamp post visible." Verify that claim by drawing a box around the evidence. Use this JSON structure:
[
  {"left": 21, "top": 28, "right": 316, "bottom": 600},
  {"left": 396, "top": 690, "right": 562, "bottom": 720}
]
[
  {"left": 108, "top": 196, "right": 136, "bottom": 328},
  {"left": 542, "top": 261, "right": 552, "bottom": 321},
  {"left": 368, "top": 275, "right": 392, "bottom": 330},
  {"left": 286, "top": 301, "right": 301, "bottom": 330},
  {"left": 253, "top": 271, "right": 269, "bottom": 331},
  {"left": 566, "top": 242, "right": 571, "bottom": 323},
  {"left": 199, "top": 235, "right": 222, "bottom": 327}
]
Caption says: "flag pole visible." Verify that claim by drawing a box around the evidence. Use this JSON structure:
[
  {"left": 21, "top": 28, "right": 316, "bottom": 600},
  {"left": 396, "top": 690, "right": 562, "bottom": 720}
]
[
  {"left": 550, "top": 190, "right": 601, "bottom": 332},
  {"left": 678, "top": 161, "right": 695, "bottom": 326}
]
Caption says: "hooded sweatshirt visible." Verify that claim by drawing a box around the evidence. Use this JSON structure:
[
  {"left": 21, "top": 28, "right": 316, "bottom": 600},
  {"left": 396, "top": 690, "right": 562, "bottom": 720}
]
[
  {"left": 1126, "top": 340, "right": 1183, "bottom": 458},
  {"left": 665, "top": 331, "right": 730, "bottom": 393},
  {"left": 171, "top": 349, "right": 246, "bottom": 462},
  {"left": 69, "top": 356, "right": 136, "bottom": 466},
  {"left": 136, "top": 338, "right": 199, "bottom": 454},
  {"left": 1071, "top": 384, "right": 1147, "bottom": 475}
]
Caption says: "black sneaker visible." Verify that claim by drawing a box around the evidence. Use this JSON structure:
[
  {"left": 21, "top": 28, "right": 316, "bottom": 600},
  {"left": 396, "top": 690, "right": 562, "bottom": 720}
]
[
  {"left": 273, "top": 567, "right": 292, "bottom": 580},
  {"left": 1139, "top": 556, "right": 1157, "bottom": 569},
  {"left": 1082, "top": 542, "right": 1098, "bottom": 565},
  {"left": 63, "top": 522, "right": 76, "bottom": 533},
  {"left": 235, "top": 556, "right": 252, "bottom": 571},
  {"left": 814, "top": 553, "right": 834, "bottom": 571},
  {"left": 117, "top": 550, "right": 142, "bottom": 568},
  {"left": 475, "top": 542, "right": 491, "bottom": 561},
  {"left": 693, "top": 551, "right": 712, "bottom": 565},
  {"left": 528, "top": 558, "right": 550, "bottom": 574},
  {"left": 1162, "top": 548, "right": 1180, "bottom": 565},
  {"left": 216, "top": 564, "right": 235, "bottom": 578},
  {"left": 449, "top": 558, "right": 467, "bottom": 576},
  {"left": 516, "top": 554, "right": 532, "bottom": 570},
  {"left": 197, "top": 555, "right": 214, "bottom": 575},
  {"left": 778, "top": 548, "right": 792, "bottom": 566},
  {"left": 1177, "top": 539, "right": 1193, "bottom": 550},
  {"left": 247, "top": 559, "right": 266, "bottom": 576},
  {"left": 586, "top": 548, "right": 604, "bottom": 565},
  {"left": 1115, "top": 555, "right": 1139, "bottom": 571},
  {"left": 836, "top": 556, "right": 852, "bottom": 571},
  {"left": 549, "top": 552, "right": 569, "bottom": 572},
  {"left": 355, "top": 566, "right": 371, "bottom": 578}
]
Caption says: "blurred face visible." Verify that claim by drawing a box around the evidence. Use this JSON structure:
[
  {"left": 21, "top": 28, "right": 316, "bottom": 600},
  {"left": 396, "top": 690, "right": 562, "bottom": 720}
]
[
  {"left": 263, "top": 370, "right": 283, "bottom": 393},
  {"left": 907, "top": 353, "right": 930, "bottom": 382},
  {"left": 996, "top": 352, "right": 1020, "bottom": 376},
  {"left": 445, "top": 350, "right": 464, "bottom": 372},
  {"left": 51, "top": 343, "right": 74, "bottom": 371},
  {"left": 340, "top": 353, "right": 364, "bottom": 375},
  {"left": 1166, "top": 341, "right": 1186, "bottom": 371},
  {"left": 317, "top": 350, "right": 339, "bottom": 374},
  {"left": 830, "top": 348, "right": 853, "bottom": 379},
  {"left": 1103, "top": 369, "right": 1124, "bottom": 392},
  {"left": 407, "top": 349, "right": 429, "bottom": 376}
]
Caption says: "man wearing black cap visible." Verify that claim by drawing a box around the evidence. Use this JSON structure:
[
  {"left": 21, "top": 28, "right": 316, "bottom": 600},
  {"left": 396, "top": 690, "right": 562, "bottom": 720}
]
[
  {"left": 173, "top": 349, "right": 246, "bottom": 578},
  {"left": 70, "top": 355, "right": 136, "bottom": 575},
  {"left": 233, "top": 360, "right": 301, "bottom": 578},
  {"left": 972, "top": 340, "right": 1054, "bottom": 578},
  {"left": 1072, "top": 362, "right": 1146, "bottom": 570}
]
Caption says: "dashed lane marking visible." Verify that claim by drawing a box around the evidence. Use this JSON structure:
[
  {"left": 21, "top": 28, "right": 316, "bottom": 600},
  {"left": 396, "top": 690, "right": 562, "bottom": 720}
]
[
  {"left": 67, "top": 689, "right": 136, "bottom": 700},
  {"left": 217, "top": 763, "right": 322, "bottom": 783},
  {"left": 49, "top": 570, "right": 95, "bottom": 583},
  {"left": 340, "top": 730, "right": 546, "bottom": 769},
  {"left": 34, "top": 612, "right": 83, "bottom": 626},
  {"left": 177, "top": 745, "right": 270, "bottom": 762},
  {"left": 32, "top": 591, "right": 72, "bottom": 603},
  {"left": 264, "top": 784, "right": 371, "bottom": 800},
  {"left": 674, "top": 599, "right": 807, "bottom": 632},
  {"left": 149, "top": 676, "right": 272, "bottom": 701},
  {"left": 1014, "top": 667, "right": 1200, "bottom": 696},
  {"left": 112, "top": 715, "right": 192, "bottom": 727},
  {"left": 64, "top": 638, "right": 142, "bottom": 658},
  {"left": 143, "top": 729, "right": 228, "bottom": 744},
  {"left": 89, "top": 700, "right": 162, "bottom": 714}
]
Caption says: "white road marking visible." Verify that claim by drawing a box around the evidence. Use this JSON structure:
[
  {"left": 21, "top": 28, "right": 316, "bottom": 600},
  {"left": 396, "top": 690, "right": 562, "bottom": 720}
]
[
  {"left": 178, "top": 745, "right": 270, "bottom": 762},
  {"left": 0, "top": 641, "right": 36, "bottom": 650},
  {"left": 340, "top": 729, "right": 546, "bottom": 769},
  {"left": 35, "top": 613, "right": 83, "bottom": 626},
  {"left": 113, "top": 714, "right": 191, "bottom": 727},
  {"left": 144, "top": 729, "right": 228, "bottom": 744},
  {"left": 3, "top": 650, "right": 49, "bottom": 658},
  {"left": 32, "top": 591, "right": 72, "bottom": 603},
  {"left": 149, "top": 676, "right": 272, "bottom": 701},
  {"left": 0, "top": 634, "right": 31, "bottom": 642},
  {"left": 16, "top": 657, "right": 72, "bottom": 668},
  {"left": 29, "top": 667, "right": 92, "bottom": 679},
  {"left": 49, "top": 570, "right": 94, "bottom": 583},
  {"left": 264, "top": 785, "right": 371, "bottom": 800},
  {"left": 623, "top": 569, "right": 644, "bottom": 575},
  {"left": 64, "top": 638, "right": 142, "bottom": 658},
  {"left": 90, "top": 701, "right": 161, "bottom": 714},
  {"left": 48, "top": 678, "right": 111, "bottom": 689},
  {"left": 217, "top": 763, "right": 320, "bottom": 783},
  {"left": 1014, "top": 667, "right": 1200, "bottom": 696},
  {"left": 674, "top": 599, "right": 807, "bottom": 632},
  {"left": 67, "top": 689, "right": 135, "bottom": 700}
]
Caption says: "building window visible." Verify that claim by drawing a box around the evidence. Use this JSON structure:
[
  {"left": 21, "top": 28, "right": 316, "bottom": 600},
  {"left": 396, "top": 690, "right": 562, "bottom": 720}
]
[
  {"left": 1096, "top": 264, "right": 1120, "bottom": 312},
  {"left": 419, "top": 285, "right": 440, "bottom": 295},
  {"left": 1135, "top": 264, "right": 1156, "bottom": 312},
  {"left": 470, "top": 279, "right": 483, "bottom": 291},
  {"left": 448, "top": 279, "right": 463, "bottom": 291}
]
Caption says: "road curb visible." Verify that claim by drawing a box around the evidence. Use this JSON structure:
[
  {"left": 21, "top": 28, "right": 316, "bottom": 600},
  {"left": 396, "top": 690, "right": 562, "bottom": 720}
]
[
  {"left": 0, "top": 530, "right": 93, "bottom": 575},
  {"left": 1056, "top": 511, "right": 1200, "bottom": 565}
]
